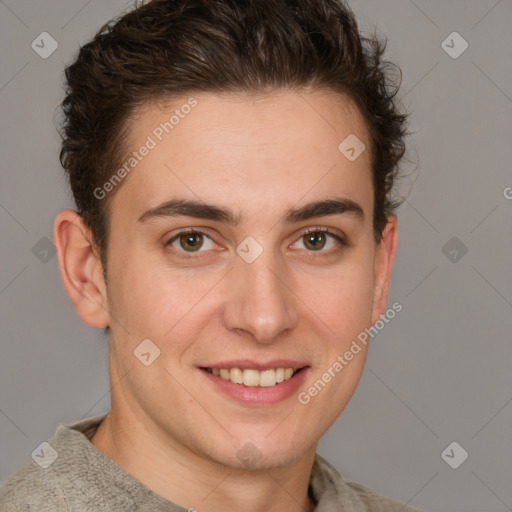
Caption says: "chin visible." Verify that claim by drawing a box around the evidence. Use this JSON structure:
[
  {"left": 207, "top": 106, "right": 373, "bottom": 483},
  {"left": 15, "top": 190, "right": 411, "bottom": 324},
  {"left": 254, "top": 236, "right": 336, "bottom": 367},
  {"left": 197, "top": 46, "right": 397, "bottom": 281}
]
[{"left": 207, "top": 432, "right": 314, "bottom": 472}]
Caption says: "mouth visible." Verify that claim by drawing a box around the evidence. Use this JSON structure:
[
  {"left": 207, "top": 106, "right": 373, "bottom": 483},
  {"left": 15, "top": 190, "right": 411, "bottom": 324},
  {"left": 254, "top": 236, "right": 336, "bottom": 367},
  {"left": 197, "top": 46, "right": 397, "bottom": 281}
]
[
  {"left": 199, "top": 362, "right": 310, "bottom": 405},
  {"left": 200, "top": 366, "right": 303, "bottom": 387}
]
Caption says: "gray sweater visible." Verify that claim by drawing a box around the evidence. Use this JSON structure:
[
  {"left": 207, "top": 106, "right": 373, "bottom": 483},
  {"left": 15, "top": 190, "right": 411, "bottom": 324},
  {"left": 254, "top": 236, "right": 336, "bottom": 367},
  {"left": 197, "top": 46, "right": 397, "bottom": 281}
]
[{"left": 0, "top": 415, "right": 423, "bottom": 511}]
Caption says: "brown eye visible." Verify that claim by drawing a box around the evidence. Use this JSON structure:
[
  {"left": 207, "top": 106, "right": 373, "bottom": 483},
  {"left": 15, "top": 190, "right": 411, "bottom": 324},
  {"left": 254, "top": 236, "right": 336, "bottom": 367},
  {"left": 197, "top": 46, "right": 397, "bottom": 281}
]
[
  {"left": 303, "top": 231, "right": 327, "bottom": 251},
  {"left": 178, "top": 232, "right": 204, "bottom": 251},
  {"left": 166, "top": 230, "right": 216, "bottom": 254},
  {"left": 292, "top": 228, "right": 346, "bottom": 254}
]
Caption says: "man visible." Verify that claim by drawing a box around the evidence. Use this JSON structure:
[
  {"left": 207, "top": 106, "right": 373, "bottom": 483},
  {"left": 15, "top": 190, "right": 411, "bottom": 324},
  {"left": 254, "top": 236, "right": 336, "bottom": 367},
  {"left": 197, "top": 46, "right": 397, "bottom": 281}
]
[{"left": 0, "top": 0, "right": 421, "bottom": 510}]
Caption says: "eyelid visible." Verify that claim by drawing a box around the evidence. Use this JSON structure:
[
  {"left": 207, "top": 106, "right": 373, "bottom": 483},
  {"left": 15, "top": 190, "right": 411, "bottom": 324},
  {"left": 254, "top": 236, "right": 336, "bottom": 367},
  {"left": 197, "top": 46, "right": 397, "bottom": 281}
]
[
  {"left": 299, "top": 226, "right": 346, "bottom": 240},
  {"left": 289, "top": 226, "right": 347, "bottom": 251},
  {"left": 165, "top": 228, "right": 217, "bottom": 247},
  {"left": 163, "top": 228, "right": 227, "bottom": 262}
]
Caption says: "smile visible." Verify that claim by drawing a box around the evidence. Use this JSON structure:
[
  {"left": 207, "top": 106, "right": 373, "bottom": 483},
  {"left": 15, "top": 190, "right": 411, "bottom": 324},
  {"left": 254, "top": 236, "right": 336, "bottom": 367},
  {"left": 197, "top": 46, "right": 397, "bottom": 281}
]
[
  {"left": 199, "top": 360, "right": 310, "bottom": 405},
  {"left": 202, "top": 367, "right": 300, "bottom": 387}
]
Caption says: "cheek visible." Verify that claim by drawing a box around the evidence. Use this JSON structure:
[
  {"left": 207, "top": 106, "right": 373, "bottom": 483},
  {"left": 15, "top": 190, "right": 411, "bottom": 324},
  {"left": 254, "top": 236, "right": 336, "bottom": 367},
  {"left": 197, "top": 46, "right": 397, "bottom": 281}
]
[
  {"left": 307, "top": 255, "right": 374, "bottom": 335},
  {"left": 108, "top": 252, "right": 221, "bottom": 341},
  {"left": 304, "top": 260, "right": 374, "bottom": 413}
]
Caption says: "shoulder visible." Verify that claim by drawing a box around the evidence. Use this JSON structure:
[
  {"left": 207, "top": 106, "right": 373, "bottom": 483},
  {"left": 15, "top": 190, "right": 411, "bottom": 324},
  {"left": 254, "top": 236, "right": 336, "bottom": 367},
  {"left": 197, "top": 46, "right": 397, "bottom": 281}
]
[
  {"left": 343, "top": 480, "right": 423, "bottom": 512},
  {"left": 0, "top": 416, "right": 107, "bottom": 512},
  {"left": 313, "top": 454, "right": 424, "bottom": 512},
  {"left": 0, "top": 459, "right": 69, "bottom": 511}
]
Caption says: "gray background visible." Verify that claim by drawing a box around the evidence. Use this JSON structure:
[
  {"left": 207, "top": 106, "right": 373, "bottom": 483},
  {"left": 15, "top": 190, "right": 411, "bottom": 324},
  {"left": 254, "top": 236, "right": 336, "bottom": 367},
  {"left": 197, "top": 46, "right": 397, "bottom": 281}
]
[{"left": 1, "top": 1, "right": 511, "bottom": 510}]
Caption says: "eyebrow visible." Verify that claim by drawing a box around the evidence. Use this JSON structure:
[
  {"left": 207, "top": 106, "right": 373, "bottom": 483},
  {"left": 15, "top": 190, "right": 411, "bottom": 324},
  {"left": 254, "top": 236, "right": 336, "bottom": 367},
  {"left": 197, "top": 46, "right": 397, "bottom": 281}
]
[{"left": 137, "top": 197, "right": 364, "bottom": 225}]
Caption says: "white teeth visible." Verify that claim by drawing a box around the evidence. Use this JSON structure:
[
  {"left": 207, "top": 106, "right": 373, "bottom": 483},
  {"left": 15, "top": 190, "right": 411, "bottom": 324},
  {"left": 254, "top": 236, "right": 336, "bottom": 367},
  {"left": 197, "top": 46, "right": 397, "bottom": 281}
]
[
  {"left": 243, "top": 369, "right": 260, "bottom": 386},
  {"left": 259, "top": 369, "right": 276, "bottom": 387},
  {"left": 207, "top": 367, "right": 298, "bottom": 387},
  {"left": 230, "top": 368, "right": 243, "bottom": 384}
]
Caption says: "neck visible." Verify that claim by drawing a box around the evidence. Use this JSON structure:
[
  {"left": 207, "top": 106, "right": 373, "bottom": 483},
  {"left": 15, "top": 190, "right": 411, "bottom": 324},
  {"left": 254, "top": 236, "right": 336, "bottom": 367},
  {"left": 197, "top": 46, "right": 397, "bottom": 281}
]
[{"left": 90, "top": 406, "right": 317, "bottom": 512}]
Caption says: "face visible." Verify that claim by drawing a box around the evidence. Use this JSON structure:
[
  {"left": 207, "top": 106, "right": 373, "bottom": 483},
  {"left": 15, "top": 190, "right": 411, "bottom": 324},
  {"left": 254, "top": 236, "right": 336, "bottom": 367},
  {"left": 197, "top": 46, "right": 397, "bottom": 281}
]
[{"left": 89, "top": 89, "right": 396, "bottom": 469}]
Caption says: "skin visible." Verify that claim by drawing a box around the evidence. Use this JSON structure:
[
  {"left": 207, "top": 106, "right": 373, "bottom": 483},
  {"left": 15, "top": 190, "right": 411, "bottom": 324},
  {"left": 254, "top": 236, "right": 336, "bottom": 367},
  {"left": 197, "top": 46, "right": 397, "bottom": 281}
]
[{"left": 54, "top": 88, "right": 398, "bottom": 512}]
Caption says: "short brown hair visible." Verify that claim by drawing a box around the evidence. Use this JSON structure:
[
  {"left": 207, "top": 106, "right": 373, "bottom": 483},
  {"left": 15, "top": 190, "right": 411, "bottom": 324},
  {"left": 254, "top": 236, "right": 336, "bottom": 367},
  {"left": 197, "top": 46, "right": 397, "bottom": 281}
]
[{"left": 59, "top": 0, "right": 408, "bottom": 269}]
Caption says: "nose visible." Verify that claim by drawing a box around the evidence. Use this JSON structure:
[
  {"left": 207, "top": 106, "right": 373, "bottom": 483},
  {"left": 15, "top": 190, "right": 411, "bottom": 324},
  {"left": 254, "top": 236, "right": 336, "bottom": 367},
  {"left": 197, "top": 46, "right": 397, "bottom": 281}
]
[{"left": 221, "top": 249, "right": 299, "bottom": 344}]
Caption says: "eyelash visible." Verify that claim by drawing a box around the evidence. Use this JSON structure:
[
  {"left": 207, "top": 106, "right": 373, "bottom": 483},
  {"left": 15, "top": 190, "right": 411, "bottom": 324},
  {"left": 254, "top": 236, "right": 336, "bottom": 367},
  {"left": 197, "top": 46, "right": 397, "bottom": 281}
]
[{"left": 164, "top": 227, "right": 347, "bottom": 259}]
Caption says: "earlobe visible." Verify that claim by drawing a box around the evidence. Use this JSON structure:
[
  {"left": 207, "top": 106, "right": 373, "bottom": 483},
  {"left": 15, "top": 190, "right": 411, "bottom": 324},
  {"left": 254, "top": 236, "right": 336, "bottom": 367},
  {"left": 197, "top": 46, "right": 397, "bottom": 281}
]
[
  {"left": 371, "top": 216, "right": 399, "bottom": 325},
  {"left": 53, "top": 209, "right": 110, "bottom": 328}
]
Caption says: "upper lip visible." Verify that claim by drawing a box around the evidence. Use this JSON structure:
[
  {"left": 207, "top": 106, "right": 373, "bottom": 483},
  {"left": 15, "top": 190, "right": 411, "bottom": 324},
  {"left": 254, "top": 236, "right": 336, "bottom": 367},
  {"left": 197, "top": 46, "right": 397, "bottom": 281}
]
[{"left": 199, "top": 359, "right": 309, "bottom": 371}]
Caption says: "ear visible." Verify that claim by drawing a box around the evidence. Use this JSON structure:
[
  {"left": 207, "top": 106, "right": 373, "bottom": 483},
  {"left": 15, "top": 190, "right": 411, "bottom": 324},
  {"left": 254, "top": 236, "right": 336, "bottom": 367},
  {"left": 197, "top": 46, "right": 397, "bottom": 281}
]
[
  {"left": 371, "top": 215, "right": 399, "bottom": 325},
  {"left": 53, "top": 209, "right": 110, "bottom": 328}
]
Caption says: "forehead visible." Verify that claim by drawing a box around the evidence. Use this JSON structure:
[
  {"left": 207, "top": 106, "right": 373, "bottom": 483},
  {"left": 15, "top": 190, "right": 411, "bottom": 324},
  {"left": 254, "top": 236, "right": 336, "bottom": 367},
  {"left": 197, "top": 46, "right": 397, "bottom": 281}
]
[{"left": 110, "top": 89, "right": 373, "bottom": 224}]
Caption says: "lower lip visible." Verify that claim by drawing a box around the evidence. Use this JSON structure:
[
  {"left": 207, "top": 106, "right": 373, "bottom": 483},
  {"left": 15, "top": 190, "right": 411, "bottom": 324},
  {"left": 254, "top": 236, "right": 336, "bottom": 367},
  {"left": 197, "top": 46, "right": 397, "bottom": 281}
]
[{"left": 200, "top": 368, "right": 309, "bottom": 405}]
